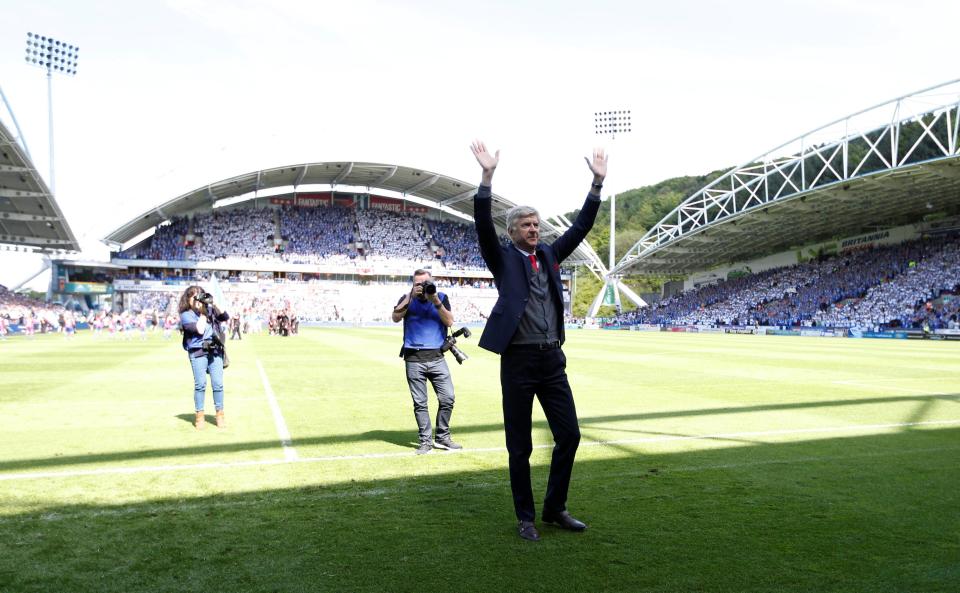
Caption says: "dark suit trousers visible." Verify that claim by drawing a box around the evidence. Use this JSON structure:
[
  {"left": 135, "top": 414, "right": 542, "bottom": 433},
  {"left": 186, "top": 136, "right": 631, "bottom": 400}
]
[{"left": 500, "top": 346, "right": 581, "bottom": 522}]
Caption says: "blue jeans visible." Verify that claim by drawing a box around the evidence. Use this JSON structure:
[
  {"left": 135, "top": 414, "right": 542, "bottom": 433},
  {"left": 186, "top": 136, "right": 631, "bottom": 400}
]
[{"left": 189, "top": 353, "right": 224, "bottom": 412}]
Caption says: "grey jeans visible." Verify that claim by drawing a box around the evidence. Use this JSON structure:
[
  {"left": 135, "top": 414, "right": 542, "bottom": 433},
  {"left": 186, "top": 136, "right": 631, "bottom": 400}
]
[{"left": 405, "top": 356, "right": 455, "bottom": 443}]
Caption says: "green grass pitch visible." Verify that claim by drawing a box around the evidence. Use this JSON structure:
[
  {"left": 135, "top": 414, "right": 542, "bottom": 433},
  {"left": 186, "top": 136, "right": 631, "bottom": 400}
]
[{"left": 0, "top": 328, "right": 957, "bottom": 592}]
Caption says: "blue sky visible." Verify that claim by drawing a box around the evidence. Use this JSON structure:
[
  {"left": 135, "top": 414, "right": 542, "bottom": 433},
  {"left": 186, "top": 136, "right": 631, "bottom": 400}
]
[{"left": 1, "top": 0, "right": 958, "bottom": 287}]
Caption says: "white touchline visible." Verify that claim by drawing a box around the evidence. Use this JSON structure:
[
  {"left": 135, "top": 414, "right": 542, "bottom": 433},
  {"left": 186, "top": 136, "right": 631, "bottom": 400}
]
[
  {"left": 1, "top": 418, "right": 958, "bottom": 482},
  {"left": 257, "top": 359, "right": 298, "bottom": 461}
]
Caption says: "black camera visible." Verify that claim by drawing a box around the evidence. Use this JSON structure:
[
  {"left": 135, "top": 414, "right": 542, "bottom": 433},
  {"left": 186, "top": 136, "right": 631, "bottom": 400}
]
[
  {"left": 441, "top": 326, "right": 472, "bottom": 365},
  {"left": 420, "top": 280, "right": 437, "bottom": 296},
  {"left": 197, "top": 292, "right": 214, "bottom": 305}
]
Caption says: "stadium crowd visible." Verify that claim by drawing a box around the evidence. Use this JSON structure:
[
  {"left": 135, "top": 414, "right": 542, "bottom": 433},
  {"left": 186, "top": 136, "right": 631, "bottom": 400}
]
[
  {"left": 191, "top": 207, "right": 276, "bottom": 261},
  {"left": 279, "top": 205, "right": 357, "bottom": 261},
  {"left": 100, "top": 278, "right": 497, "bottom": 333},
  {"left": 814, "top": 238, "right": 960, "bottom": 330},
  {"left": 119, "top": 217, "right": 189, "bottom": 260},
  {"left": 35, "top": 200, "right": 960, "bottom": 337},
  {"left": 116, "top": 204, "right": 495, "bottom": 272},
  {"left": 429, "top": 220, "right": 488, "bottom": 270},
  {"left": 0, "top": 285, "right": 66, "bottom": 332},
  {"left": 617, "top": 236, "right": 960, "bottom": 330},
  {"left": 356, "top": 208, "right": 432, "bottom": 262}
]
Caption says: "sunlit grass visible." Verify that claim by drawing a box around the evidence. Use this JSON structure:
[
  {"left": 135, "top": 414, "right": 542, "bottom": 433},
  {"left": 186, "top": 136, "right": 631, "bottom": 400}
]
[{"left": 0, "top": 329, "right": 957, "bottom": 592}]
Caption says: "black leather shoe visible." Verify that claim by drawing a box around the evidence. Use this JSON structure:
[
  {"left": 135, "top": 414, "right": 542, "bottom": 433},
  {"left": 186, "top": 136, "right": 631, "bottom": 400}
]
[
  {"left": 517, "top": 520, "right": 540, "bottom": 541},
  {"left": 542, "top": 510, "right": 587, "bottom": 531}
]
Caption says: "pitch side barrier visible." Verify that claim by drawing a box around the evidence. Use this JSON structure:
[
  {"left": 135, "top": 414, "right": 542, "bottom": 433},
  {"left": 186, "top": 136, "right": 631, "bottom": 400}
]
[{"left": 601, "top": 323, "right": 960, "bottom": 341}]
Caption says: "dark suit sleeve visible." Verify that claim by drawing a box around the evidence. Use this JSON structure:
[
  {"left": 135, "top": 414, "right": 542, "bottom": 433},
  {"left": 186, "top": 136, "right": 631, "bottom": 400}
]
[
  {"left": 474, "top": 185, "right": 504, "bottom": 276},
  {"left": 552, "top": 194, "right": 601, "bottom": 263}
]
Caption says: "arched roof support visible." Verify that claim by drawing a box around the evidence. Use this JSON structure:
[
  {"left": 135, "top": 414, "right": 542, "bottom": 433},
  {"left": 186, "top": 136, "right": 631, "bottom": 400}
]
[
  {"left": 614, "top": 79, "right": 960, "bottom": 275},
  {"left": 102, "top": 161, "right": 602, "bottom": 266}
]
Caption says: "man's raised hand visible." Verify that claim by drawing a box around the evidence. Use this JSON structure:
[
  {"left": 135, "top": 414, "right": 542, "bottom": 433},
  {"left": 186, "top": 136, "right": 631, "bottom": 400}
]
[
  {"left": 471, "top": 140, "right": 500, "bottom": 173},
  {"left": 585, "top": 148, "right": 608, "bottom": 182}
]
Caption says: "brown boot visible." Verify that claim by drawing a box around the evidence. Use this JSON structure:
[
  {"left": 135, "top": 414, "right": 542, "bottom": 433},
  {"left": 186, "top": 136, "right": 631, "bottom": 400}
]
[
  {"left": 195, "top": 411, "right": 205, "bottom": 430},
  {"left": 216, "top": 410, "right": 225, "bottom": 429}
]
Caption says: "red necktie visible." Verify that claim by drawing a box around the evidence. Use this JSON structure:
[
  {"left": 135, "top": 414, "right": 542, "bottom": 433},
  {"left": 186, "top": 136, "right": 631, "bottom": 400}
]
[{"left": 528, "top": 254, "right": 539, "bottom": 272}]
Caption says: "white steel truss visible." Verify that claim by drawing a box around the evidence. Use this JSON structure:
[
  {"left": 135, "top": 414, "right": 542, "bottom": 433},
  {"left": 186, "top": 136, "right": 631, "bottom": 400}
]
[{"left": 613, "top": 78, "right": 960, "bottom": 275}]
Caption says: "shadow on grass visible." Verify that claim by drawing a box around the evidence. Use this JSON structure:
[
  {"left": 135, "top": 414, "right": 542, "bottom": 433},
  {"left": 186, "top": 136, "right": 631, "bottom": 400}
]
[
  {"left": 1, "top": 428, "right": 958, "bottom": 593},
  {"left": 360, "top": 429, "right": 419, "bottom": 449},
  {"left": 175, "top": 413, "right": 217, "bottom": 427},
  {"left": 1, "top": 393, "right": 957, "bottom": 474}
]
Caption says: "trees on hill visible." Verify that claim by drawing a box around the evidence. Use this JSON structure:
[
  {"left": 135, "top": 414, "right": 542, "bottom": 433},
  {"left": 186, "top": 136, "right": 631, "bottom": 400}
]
[{"left": 563, "top": 168, "right": 727, "bottom": 315}]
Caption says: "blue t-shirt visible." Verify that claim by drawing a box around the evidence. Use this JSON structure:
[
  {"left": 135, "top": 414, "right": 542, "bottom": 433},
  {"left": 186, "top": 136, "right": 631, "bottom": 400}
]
[{"left": 401, "top": 293, "right": 450, "bottom": 351}]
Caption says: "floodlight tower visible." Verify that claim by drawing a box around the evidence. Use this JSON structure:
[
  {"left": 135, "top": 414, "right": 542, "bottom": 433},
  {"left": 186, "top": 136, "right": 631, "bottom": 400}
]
[
  {"left": 588, "top": 110, "right": 631, "bottom": 318},
  {"left": 24, "top": 32, "right": 79, "bottom": 195}
]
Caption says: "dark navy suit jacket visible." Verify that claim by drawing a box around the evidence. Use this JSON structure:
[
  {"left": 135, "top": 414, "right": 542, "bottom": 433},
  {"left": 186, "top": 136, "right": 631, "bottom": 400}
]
[{"left": 474, "top": 186, "right": 601, "bottom": 354}]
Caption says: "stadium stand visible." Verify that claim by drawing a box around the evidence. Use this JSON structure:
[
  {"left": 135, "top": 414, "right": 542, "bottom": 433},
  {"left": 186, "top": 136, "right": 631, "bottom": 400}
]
[
  {"left": 428, "top": 219, "right": 488, "bottom": 270},
  {"left": 615, "top": 235, "right": 960, "bottom": 331},
  {"left": 123, "top": 291, "right": 179, "bottom": 315},
  {"left": 814, "top": 238, "right": 960, "bottom": 330},
  {"left": 103, "top": 195, "right": 960, "bottom": 335},
  {"left": 279, "top": 204, "right": 357, "bottom": 262},
  {"left": 356, "top": 208, "right": 432, "bottom": 262},
  {"left": 118, "top": 217, "right": 189, "bottom": 260},
  {"left": 192, "top": 207, "right": 276, "bottom": 261},
  {"left": 116, "top": 206, "right": 495, "bottom": 271}
]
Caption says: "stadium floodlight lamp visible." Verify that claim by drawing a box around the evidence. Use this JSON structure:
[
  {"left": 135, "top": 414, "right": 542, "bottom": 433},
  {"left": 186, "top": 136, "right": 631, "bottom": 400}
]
[
  {"left": 24, "top": 32, "right": 80, "bottom": 75},
  {"left": 23, "top": 32, "right": 80, "bottom": 195},
  {"left": 589, "top": 108, "right": 633, "bottom": 317},
  {"left": 594, "top": 109, "right": 631, "bottom": 139}
]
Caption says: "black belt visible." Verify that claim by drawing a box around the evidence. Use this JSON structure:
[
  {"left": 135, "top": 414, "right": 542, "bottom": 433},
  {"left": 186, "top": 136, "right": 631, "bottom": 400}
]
[
  {"left": 508, "top": 341, "right": 561, "bottom": 351},
  {"left": 403, "top": 347, "right": 443, "bottom": 361}
]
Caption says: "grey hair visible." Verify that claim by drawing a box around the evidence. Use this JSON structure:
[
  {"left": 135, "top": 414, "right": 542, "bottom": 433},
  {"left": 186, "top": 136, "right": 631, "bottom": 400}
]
[{"left": 506, "top": 205, "right": 540, "bottom": 234}]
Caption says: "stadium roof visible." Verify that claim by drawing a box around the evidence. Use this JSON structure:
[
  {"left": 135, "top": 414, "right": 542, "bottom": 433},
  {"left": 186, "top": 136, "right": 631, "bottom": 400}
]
[
  {"left": 613, "top": 79, "right": 960, "bottom": 276},
  {"left": 101, "top": 162, "right": 601, "bottom": 266},
  {"left": 0, "top": 117, "right": 79, "bottom": 252}
]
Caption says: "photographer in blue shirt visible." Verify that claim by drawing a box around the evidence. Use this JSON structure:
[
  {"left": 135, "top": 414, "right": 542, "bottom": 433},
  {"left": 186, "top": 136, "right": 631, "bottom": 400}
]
[
  {"left": 392, "top": 269, "right": 461, "bottom": 454},
  {"left": 179, "top": 285, "right": 230, "bottom": 430}
]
